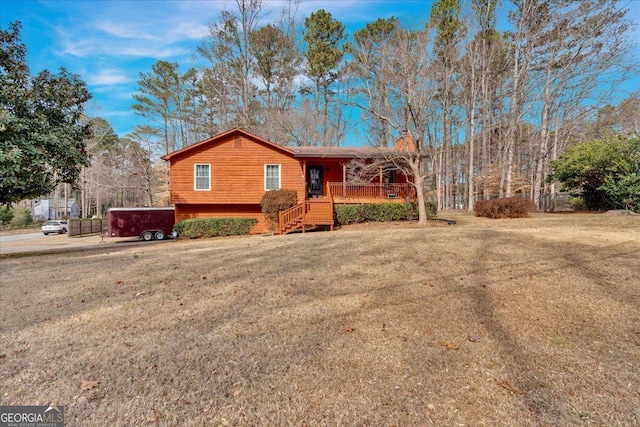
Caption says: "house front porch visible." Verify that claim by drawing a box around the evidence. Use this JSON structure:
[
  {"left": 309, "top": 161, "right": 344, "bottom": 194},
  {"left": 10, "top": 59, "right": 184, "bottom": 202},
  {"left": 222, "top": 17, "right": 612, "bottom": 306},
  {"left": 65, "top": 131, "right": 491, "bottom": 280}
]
[
  {"left": 277, "top": 153, "right": 416, "bottom": 234},
  {"left": 326, "top": 182, "right": 416, "bottom": 204},
  {"left": 278, "top": 182, "right": 416, "bottom": 234}
]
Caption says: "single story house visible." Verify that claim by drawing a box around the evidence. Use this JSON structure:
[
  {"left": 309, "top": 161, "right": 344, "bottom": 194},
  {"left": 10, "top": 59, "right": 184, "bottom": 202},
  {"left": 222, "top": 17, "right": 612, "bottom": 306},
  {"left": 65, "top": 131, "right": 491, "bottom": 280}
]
[{"left": 162, "top": 128, "right": 416, "bottom": 234}]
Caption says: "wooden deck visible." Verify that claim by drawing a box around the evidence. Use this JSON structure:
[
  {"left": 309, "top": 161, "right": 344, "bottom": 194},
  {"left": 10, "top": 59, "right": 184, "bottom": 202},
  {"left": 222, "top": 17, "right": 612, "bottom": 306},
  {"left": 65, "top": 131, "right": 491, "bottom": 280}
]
[
  {"left": 328, "top": 182, "right": 416, "bottom": 203},
  {"left": 278, "top": 199, "right": 334, "bottom": 234},
  {"left": 277, "top": 182, "right": 416, "bottom": 234}
]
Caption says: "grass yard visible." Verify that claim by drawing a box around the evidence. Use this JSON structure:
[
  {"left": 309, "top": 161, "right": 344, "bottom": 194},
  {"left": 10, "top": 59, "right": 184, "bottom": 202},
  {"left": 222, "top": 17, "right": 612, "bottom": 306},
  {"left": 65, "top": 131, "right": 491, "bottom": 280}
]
[{"left": 1, "top": 211, "right": 639, "bottom": 426}]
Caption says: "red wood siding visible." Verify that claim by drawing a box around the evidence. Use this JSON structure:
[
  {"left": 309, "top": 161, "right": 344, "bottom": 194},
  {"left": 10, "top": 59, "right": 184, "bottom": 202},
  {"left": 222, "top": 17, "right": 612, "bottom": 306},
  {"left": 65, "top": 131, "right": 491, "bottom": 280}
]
[
  {"left": 175, "top": 204, "right": 268, "bottom": 234},
  {"left": 169, "top": 134, "right": 305, "bottom": 205},
  {"left": 304, "top": 159, "right": 410, "bottom": 187}
]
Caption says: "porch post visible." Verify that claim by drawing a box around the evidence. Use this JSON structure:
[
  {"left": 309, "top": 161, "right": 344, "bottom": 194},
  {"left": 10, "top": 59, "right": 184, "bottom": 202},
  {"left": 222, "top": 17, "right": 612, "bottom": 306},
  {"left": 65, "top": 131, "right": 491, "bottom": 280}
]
[
  {"left": 379, "top": 166, "right": 383, "bottom": 198},
  {"left": 302, "top": 159, "right": 307, "bottom": 201},
  {"left": 342, "top": 164, "right": 346, "bottom": 197}
]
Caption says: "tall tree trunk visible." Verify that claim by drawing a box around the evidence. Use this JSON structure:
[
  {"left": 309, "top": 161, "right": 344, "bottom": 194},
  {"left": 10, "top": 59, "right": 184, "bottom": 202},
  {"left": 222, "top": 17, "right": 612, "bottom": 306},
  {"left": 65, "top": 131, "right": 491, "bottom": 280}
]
[{"left": 533, "top": 71, "right": 551, "bottom": 207}]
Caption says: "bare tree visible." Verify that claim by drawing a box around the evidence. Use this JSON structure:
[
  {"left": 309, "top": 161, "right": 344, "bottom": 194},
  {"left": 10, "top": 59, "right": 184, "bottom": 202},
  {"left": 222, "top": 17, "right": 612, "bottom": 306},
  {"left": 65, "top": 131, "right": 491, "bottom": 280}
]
[
  {"left": 349, "top": 23, "right": 438, "bottom": 224},
  {"left": 429, "top": 0, "right": 464, "bottom": 210},
  {"left": 528, "top": 0, "right": 631, "bottom": 206},
  {"left": 197, "top": 0, "right": 266, "bottom": 131}
]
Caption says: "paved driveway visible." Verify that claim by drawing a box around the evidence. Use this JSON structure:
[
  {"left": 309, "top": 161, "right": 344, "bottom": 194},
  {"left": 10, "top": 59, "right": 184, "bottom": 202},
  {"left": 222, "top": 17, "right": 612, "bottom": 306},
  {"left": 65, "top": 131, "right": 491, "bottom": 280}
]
[
  {"left": 0, "top": 233, "right": 146, "bottom": 255},
  {"left": 0, "top": 232, "right": 45, "bottom": 243}
]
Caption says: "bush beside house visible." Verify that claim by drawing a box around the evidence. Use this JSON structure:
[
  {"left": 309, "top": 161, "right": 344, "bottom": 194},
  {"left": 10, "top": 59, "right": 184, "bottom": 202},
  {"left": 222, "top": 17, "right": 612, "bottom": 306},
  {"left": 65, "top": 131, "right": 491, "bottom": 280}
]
[
  {"left": 173, "top": 218, "right": 257, "bottom": 239},
  {"left": 334, "top": 202, "right": 437, "bottom": 226},
  {"left": 260, "top": 189, "right": 297, "bottom": 230}
]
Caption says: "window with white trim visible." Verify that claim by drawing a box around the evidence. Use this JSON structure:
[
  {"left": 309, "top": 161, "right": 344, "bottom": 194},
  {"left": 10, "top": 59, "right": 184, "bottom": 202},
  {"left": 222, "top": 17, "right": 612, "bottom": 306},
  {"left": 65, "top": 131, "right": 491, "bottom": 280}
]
[
  {"left": 194, "top": 164, "right": 211, "bottom": 190},
  {"left": 264, "top": 164, "right": 281, "bottom": 190}
]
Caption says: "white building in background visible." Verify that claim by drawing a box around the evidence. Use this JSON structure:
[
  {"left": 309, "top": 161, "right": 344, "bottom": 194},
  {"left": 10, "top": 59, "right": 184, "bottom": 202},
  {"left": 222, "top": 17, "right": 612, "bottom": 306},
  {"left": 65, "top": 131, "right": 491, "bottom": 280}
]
[{"left": 32, "top": 199, "right": 81, "bottom": 221}]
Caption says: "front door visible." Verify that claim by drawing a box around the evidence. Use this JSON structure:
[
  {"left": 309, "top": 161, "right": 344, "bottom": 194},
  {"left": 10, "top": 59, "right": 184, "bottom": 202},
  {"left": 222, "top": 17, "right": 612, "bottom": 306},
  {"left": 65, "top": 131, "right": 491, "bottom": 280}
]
[{"left": 307, "top": 166, "right": 324, "bottom": 198}]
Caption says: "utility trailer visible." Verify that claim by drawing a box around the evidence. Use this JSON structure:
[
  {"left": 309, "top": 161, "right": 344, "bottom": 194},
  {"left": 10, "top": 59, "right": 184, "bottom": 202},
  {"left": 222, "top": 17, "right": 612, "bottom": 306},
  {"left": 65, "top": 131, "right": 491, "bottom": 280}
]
[{"left": 107, "top": 207, "right": 175, "bottom": 241}]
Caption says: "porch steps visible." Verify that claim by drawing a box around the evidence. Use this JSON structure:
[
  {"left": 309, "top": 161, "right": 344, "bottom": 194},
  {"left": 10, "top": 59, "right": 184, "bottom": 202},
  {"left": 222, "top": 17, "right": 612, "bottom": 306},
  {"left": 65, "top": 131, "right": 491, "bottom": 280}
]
[
  {"left": 281, "top": 217, "right": 303, "bottom": 234},
  {"left": 278, "top": 199, "right": 334, "bottom": 235}
]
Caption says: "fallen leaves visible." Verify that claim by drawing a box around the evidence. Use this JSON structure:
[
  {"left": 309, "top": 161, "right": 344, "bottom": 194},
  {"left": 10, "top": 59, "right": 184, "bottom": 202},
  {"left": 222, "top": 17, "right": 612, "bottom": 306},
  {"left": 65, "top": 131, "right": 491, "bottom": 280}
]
[
  {"left": 147, "top": 413, "right": 164, "bottom": 423},
  {"left": 80, "top": 380, "right": 99, "bottom": 391},
  {"left": 495, "top": 379, "right": 525, "bottom": 395},
  {"left": 444, "top": 341, "right": 460, "bottom": 350}
]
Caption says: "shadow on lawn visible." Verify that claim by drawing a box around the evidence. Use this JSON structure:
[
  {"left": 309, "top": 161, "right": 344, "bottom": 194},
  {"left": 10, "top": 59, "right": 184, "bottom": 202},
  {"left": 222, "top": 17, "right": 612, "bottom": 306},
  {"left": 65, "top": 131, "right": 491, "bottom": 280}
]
[{"left": 467, "top": 229, "right": 571, "bottom": 424}]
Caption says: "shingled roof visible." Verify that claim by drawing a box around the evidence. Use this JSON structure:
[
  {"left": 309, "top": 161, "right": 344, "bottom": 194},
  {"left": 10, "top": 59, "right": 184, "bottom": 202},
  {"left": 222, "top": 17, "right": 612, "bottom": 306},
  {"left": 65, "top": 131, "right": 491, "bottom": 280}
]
[{"left": 289, "top": 146, "right": 400, "bottom": 158}]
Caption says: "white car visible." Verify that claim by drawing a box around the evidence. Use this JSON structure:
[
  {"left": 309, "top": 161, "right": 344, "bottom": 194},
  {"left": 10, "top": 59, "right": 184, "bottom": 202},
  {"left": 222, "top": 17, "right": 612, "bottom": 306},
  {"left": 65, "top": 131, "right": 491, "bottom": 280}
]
[{"left": 42, "top": 220, "right": 68, "bottom": 235}]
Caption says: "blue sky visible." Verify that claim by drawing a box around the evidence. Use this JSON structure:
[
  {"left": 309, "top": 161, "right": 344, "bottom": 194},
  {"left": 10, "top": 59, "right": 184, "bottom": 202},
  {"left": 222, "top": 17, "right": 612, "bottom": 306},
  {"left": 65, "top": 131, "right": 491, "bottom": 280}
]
[
  {"left": 1, "top": 0, "right": 639, "bottom": 139},
  {"left": 1, "top": 0, "right": 437, "bottom": 137}
]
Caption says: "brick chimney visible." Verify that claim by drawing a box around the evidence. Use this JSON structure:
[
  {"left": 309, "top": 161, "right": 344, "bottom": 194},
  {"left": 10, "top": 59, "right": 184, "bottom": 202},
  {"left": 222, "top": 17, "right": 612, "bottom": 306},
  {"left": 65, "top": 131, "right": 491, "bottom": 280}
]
[{"left": 395, "top": 132, "right": 416, "bottom": 152}]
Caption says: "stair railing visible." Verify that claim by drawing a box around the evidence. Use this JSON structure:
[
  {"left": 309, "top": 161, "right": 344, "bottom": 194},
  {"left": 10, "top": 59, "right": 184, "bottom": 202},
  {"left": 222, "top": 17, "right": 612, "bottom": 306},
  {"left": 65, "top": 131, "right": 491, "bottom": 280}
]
[{"left": 278, "top": 203, "right": 304, "bottom": 234}]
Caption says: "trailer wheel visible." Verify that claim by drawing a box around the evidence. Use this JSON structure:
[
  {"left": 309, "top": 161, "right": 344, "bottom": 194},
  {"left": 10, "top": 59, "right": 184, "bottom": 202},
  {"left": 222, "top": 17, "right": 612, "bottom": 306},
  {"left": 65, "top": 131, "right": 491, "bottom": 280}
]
[
  {"left": 141, "top": 231, "right": 154, "bottom": 241},
  {"left": 154, "top": 230, "right": 166, "bottom": 240}
]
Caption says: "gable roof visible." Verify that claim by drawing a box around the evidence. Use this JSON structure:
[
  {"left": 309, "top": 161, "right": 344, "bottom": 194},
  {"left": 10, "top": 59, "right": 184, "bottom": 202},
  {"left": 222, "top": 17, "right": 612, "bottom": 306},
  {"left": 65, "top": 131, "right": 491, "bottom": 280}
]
[
  {"left": 35, "top": 198, "right": 79, "bottom": 206},
  {"left": 161, "top": 128, "right": 295, "bottom": 161},
  {"left": 161, "top": 127, "right": 410, "bottom": 161}
]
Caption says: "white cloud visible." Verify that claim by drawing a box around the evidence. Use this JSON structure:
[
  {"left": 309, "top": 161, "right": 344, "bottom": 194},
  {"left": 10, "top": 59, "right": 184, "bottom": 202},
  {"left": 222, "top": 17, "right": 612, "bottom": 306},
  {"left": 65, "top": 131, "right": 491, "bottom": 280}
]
[
  {"left": 118, "top": 45, "right": 189, "bottom": 58},
  {"left": 55, "top": 1, "right": 216, "bottom": 60},
  {"left": 171, "top": 22, "right": 210, "bottom": 40},
  {"left": 95, "top": 18, "right": 209, "bottom": 43},
  {"left": 87, "top": 69, "right": 130, "bottom": 85},
  {"left": 62, "top": 37, "right": 189, "bottom": 59},
  {"left": 95, "top": 20, "right": 164, "bottom": 41}
]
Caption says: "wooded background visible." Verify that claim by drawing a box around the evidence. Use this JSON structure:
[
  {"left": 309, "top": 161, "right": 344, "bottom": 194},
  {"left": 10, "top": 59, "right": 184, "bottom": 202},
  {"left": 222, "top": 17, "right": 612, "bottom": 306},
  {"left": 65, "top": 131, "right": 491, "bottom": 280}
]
[{"left": 54, "top": 0, "right": 640, "bottom": 215}]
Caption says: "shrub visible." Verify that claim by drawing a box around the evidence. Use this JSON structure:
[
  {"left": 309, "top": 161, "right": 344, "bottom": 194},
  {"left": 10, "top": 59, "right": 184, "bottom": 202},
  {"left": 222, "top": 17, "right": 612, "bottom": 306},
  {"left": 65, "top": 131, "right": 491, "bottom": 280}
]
[
  {"left": 173, "top": 217, "right": 257, "bottom": 239},
  {"left": 424, "top": 201, "right": 438, "bottom": 219},
  {"left": 260, "top": 189, "right": 297, "bottom": 229},
  {"left": 569, "top": 196, "right": 588, "bottom": 211},
  {"left": 334, "top": 202, "right": 434, "bottom": 225},
  {"left": 9, "top": 205, "right": 33, "bottom": 228},
  {"left": 0, "top": 205, "right": 14, "bottom": 225},
  {"left": 549, "top": 134, "right": 640, "bottom": 212},
  {"left": 474, "top": 197, "right": 537, "bottom": 219}
]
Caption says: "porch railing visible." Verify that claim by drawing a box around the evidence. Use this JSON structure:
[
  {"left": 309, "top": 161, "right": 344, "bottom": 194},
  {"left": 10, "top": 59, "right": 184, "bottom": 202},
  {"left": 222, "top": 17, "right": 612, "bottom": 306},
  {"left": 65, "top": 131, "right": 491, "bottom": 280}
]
[
  {"left": 327, "top": 182, "right": 415, "bottom": 201},
  {"left": 278, "top": 199, "right": 334, "bottom": 234},
  {"left": 304, "top": 199, "right": 333, "bottom": 221},
  {"left": 278, "top": 203, "right": 304, "bottom": 233}
]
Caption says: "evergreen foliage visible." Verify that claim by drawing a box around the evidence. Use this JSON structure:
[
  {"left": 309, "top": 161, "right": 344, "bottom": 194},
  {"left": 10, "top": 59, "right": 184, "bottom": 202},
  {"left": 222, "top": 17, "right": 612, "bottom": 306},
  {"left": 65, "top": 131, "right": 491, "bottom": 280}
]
[
  {"left": 549, "top": 134, "right": 640, "bottom": 212},
  {"left": 8, "top": 205, "right": 32, "bottom": 227},
  {"left": 173, "top": 217, "right": 257, "bottom": 239},
  {"left": 0, "top": 22, "right": 92, "bottom": 205},
  {"left": 334, "top": 202, "right": 437, "bottom": 225},
  {"left": 0, "top": 205, "right": 14, "bottom": 224}
]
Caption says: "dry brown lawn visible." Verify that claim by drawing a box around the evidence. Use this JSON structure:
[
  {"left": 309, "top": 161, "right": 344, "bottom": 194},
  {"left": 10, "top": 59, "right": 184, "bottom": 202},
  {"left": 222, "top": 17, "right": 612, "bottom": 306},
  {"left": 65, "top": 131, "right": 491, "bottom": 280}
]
[{"left": 1, "top": 211, "right": 639, "bottom": 426}]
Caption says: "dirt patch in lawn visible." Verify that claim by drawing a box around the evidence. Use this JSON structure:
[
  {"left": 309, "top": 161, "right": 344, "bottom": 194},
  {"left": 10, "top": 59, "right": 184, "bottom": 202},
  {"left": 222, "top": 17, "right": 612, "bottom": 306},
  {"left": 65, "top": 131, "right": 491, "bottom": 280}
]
[{"left": 1, "top": 212, "right": 639, "bottom": 426}]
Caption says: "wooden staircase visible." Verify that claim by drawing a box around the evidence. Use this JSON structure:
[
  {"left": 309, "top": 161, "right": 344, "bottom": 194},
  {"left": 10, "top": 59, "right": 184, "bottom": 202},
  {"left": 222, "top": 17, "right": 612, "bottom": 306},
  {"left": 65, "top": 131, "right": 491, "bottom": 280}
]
[{"left": 278, "top": 199, "right": 334, "bottom": 235}]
